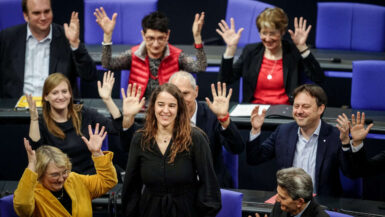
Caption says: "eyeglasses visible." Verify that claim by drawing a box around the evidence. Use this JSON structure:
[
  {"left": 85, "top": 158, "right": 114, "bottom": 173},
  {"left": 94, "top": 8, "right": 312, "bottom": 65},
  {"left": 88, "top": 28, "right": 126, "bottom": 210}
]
[
  {"left": 47, "top": 169, "right": 69, "bottom": 179},
  {"left": 145, "top": 36, "right": 167, "bottom": 44},
  {"left": 260, "top": 30, "right": 281, "bottom": 37}
]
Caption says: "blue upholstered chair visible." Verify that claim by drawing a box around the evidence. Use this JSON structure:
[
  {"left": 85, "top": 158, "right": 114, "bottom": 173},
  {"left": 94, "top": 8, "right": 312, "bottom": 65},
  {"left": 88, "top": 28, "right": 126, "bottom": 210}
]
[
  {"left": 0, "top": 0, "right": 24, "bottom": 31},
  {"left": 325, "top": 210, "right": 354, "bottom": 217},
  {"left": 339, "top": 170, "right": 362, "bottom": 198},
  {"left": 0, "top": 194, "right": 18, "bottom": 217},
  {"left": 351, "top": 60, "right": 385, "bottom": 110},
  {"left": 225, "top": 0, "right": 273, "bottom": 47},
  {"left": 216, "top": 189, "right": 243, "bottom": 217},
  {"left": 222, "top": 147, "right": 239, "bottom": 188},
  {"left": 316, "top": 2, "right": 385, "bottom": 52},
  {"left": 84, "top": 0, "right": 157, "bottom": 45}
]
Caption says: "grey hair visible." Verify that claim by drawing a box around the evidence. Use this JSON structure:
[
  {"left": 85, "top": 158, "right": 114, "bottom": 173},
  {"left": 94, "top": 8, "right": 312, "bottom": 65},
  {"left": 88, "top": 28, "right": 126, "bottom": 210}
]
[
  {"left": 276, "top": 167, "right": 313, "bottom": 202},
  {"left": 169, "top": 71, "right": 197, "bottom": 89}
]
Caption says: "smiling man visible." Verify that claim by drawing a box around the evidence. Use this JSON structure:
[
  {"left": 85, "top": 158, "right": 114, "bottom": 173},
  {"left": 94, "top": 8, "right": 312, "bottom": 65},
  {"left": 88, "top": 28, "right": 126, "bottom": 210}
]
[
  {"left": 0, "top": 0, "right": 97, "bottom": 98},
  {"left": 246, "top": 84, "right": 351, "bottom": 196}
]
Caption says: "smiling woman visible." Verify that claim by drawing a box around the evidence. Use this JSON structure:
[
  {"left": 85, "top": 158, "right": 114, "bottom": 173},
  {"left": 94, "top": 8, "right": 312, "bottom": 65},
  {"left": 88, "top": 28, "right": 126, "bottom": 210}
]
[
  {"left": 121, "top": 83, "right": 221, "bottom": 217},
  {"left": 26, "top": 72, "right": 122, "bottom": 174}
]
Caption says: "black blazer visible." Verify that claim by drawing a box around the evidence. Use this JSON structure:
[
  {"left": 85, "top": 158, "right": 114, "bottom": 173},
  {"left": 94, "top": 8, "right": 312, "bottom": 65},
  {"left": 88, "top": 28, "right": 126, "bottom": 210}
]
[
  {"left": 246, "top": 120, "right": 350, "bottom": 196},
  {"left": 271, "top": 199, "right": 329, "bottom": 217},
  {"left": 0, "top": 23, "right": 97, "bottom": 98},
  {"left": 344, "top": 148, "right": 385, "bottom": 177},
  {"left": 219, "top": 40, "right": 324, "bottom": 103},
  {"left": 195, "top": 101, "right": 245, "bottom": 188}
]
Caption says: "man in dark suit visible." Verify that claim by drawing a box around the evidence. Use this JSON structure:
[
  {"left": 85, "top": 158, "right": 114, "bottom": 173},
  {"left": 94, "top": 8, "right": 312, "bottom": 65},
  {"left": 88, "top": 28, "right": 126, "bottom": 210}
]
[
  {"left": 250, "top": 167, "right": 329, "bottom": 217},
  {"left": 0, "top": 0, "right": 96, "bottom": 98},
  {"left": 247, "top": 84, "right": 350, "bottom": 196},
  {"left": 336, "top": 112, "right": 383, "bottom": 177},
  {"left": 168, "top": 71, "right": 245, "bottom": 188}
]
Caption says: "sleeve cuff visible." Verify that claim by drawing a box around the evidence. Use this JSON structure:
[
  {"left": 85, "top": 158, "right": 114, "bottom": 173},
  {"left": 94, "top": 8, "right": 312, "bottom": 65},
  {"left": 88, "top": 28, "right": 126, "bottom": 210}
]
[
  {"left": 249, "top": 131, "right": 261, "bottom": 141},
  {"left": 351, "top": 142, "right": 364, "bottom": 153}
]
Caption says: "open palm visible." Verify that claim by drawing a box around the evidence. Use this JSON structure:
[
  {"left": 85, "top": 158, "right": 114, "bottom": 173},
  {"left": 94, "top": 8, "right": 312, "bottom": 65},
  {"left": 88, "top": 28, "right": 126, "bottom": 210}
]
[{"left": 94, "top": 7, "right": 117, "bottom": 35}]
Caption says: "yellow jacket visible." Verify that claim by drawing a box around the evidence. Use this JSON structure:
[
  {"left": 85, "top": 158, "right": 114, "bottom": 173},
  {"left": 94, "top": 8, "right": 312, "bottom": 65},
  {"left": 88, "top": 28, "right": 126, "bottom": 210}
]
[{"left": 13, "top": 151, "right": 118, "bottom": 217}]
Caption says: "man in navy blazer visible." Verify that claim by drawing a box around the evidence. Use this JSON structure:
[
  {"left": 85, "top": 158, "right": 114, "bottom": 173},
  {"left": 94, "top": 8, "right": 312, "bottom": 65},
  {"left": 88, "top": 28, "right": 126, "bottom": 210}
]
[
  {"left": 0, "top": 0, "right": 96, "bottom": 98},
  {"left": 247, "top": 84, "right": 350, "bottom": 196},
  {"left": 169, "top": 71, "right": 245, "bottom": 188}
]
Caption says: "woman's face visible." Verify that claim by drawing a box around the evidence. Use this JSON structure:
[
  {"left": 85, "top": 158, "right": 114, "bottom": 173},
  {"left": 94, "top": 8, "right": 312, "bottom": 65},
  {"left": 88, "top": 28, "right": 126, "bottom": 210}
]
[
  {"left": 259, "top": 27, "right": 283, "bottom": 52},
  {"left": 154, "top": 91, "right": 178, "bottom": 128},
  {"left": 41, "top": 161, "right": 69, "bottom": 192},
  {"left": 44, "top": 81, "right": 71, "bottom": 111}
]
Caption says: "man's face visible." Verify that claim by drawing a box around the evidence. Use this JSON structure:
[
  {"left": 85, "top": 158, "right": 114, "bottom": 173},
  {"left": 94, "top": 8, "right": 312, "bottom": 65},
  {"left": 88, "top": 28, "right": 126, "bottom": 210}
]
[
  {"left": 292, "top": 91, "right": 324, "bottom": 130},
  {"left": 23, "top": 0, "right": 53, "bottom": 36},
  {"left": 276, "top": 185, "right": 302, "bottom": 215},
  {"left": 142, "top": 29, "right": 169, "bottom": 59},
  {"left": 169, "top": 76, "right": 198, "bottom": 118}
]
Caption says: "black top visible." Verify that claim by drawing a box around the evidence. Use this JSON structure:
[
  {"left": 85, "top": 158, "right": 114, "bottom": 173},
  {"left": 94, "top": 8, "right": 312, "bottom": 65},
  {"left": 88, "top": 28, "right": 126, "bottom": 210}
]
[
  {"left": 121, "top": 127, "right": 221, "bottom": 217},
  {"left": 271, "top": 199, "right": 329, "bottom": 217},
  {"left": 219, "top": 40, "right": 324, "bottom": 103},
  {"left": 29, "top": 106, "right": 122, "bottom": 174}
]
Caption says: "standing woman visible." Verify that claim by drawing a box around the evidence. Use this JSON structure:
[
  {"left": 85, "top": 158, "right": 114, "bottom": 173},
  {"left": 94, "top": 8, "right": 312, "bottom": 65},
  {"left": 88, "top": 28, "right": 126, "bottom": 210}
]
[
  {"left": 27, "top": 71, "right": 122, "bottom": 174},
  {"left": 217, "top": 7, "right": 324, "bottom": 104},
  {"left": 121, "top": 83, "right": 221, "bottom": 217}
]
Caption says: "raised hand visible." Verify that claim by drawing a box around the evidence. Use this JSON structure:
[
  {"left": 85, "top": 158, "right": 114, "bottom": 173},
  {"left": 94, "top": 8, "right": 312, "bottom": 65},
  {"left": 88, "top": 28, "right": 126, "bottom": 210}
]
[
  {"left": 24, "top": 138, "right": 36, "bottom": 172},
  {"left": 288, "top": 17, "right": 311, "bottom": 51},
  {"left": 82, "top": 123, "right": 107, "bottom": 157},
  {"left": 94, "top": 7, "right": 117, "bottom": 36},
  {"left": 205, "top": 82, "right": 232, "bottom": 117},
  {"left": 98, "top": 71, "right": 115, "bottom": 101},
  {"left": 336, "top": 113, "right": 351, "bottom": 144},
  {"left": 250, "top": 105, "right": 267, "bottom": 135},
  {"left": 216, "top": 18, "right": 244, "bottom": 48},
  {"left": 350, "top": 112, "right": 373, "bottom": 147},
  {"left": 192, "top": 12, "right": 205, "bottom": 44},
  {"left": 64, "top": 12, "right": 80, "bottom": 48},
  {"left": 121, "top": 83, "right": 146, "bottom": 117},
  {"left": 26, "top": 94, "right": 38, "bottom": 121}
]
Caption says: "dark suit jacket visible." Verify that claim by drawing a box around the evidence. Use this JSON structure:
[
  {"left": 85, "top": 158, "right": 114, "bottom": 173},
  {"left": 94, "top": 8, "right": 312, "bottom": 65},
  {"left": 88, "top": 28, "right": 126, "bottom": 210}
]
[
  {"left": 246, "top": 120, "right": 349, "bottom": 196},
  {"left": 219, "top": 40, "right": 324, "bottom": 103},
  {"left": 195, "top": 101, "right": 245, "bottom": 187},
  {"left": 344, "top": 148, "right": 385, "bottom": 177},
  {"left": 270, "top": 199, "right": 329, "bottom": 217},
  {"left": 0, "top": 23, "right": 97, "bottom": 98},
  {"left": 120, "top": 101, "right": 245, "bottom": 188}
]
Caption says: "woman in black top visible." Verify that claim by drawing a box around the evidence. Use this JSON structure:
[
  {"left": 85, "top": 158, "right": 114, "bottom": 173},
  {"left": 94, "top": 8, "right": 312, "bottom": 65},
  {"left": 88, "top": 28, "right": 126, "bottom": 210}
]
[
  {"left": 121, "top": 83, "right": 221, "bottom": 217},
  {"left": 26, "top": 71, "right": 122, "bottom": 174}
]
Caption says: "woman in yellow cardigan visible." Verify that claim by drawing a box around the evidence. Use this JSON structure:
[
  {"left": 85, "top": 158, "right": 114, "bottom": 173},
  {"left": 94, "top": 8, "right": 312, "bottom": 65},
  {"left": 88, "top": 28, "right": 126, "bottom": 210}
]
[{"left": 13, "top": 123, "right": 118, "bottom": 217}]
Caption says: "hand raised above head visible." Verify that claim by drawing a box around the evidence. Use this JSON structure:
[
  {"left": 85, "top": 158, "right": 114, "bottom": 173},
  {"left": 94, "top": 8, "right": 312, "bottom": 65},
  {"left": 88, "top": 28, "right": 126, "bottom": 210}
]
[
  {"left": 121, "top": 83, "right": 146, "bottom": 117},
  {"left": 82, "top": 123, "right": 107, "bottom": 157},
  {"left": 94, "top": 7, "right": 118, "bottom": 36},
  {"left": 97, "top": 71, "right": 115, "bottom": 101},
  {"left": 205, "top": 82, "right": 232, "bottom": 118},
  {"left": 64, "top": 11, "right": 80, "bottom": 48},
  {"left": 288, "top": 17, "right": 311, "bottom": 50},
  {"left": 216, "top": 18, "right": 244, "bottom": 48},
  {"left": 336, "top": 113, "right": 350, "bottom": 144},
  {"left": 24, "top": 138, "right": 36, "bottom": 171},
  {"left": 250, "top": 105, "right": 267, "bottom": 135},
  {"left": 192, "top": 12, "right": 205, "bottom": 43},
  {"left": 26, "top": 94, "right": 38, "bottom": 121},
  {"left": 350, "top": 112, "right": 373, "bottom": 146}
]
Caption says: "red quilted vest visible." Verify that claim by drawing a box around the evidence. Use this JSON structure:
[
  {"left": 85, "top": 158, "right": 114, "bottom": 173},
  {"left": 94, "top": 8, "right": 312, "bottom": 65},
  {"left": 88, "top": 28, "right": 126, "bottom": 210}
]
[{"left": 130, "top": 44, "right": 182, "bottom": 98}]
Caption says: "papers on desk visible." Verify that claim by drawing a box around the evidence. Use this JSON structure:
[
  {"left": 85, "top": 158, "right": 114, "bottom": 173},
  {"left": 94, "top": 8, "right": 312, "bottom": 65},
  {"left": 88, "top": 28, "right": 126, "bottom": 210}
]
[
  {"left": 15, "top": 96, "right": 42, "bottom": 110},
  {"left": 230, "top": 104, "right": 270, "bottom": 116}
]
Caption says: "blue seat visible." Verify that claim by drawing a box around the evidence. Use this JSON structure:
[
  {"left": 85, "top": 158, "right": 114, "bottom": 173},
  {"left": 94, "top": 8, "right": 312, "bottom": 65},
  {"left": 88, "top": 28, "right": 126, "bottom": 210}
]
[
  {"left": 225, "top": 0, "right": 274, "bottom": 47},
  {"left": 222, "top": 147, "right": 239, "bottom": 188},
  {"left": 351, "top": 60, "right": 385, "bottom": 110},
  {"left": 84, "top": 0, "right": 157, "bottom": 45},
  {"left": 216, "top": 189, "right": 243, "bottom": 217},
  {"left": 0, "top": 194, "right": 18, "bottom": 217},
  {"left": 325, "top": 210, "right": 354, "bottom": 217},
  {"left": 0, "top": 0, "right": 24, "bottom": 31},
  {"left": 339, "top": 170, "right": 362, "bottom": 198},
  {"left": 316, "top": 2, "right": 385, "bottom": 52}
]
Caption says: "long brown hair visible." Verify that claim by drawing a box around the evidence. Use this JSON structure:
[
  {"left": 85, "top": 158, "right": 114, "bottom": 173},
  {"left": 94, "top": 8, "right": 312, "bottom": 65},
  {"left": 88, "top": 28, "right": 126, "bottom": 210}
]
[
  {"left": 139, "top": 83, "right": 192, "bottom": 163},
  {"left": 42, "top": 73, "right": 82, "bottom": 139}
]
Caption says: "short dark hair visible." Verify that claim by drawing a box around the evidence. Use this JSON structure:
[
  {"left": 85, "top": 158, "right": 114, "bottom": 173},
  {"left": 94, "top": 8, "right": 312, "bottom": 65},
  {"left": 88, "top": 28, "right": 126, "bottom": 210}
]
[
  {"left": 277, "top": 167, "right": 313, "bottom": 202},
  {"left": 293, "top": 84, "right": 327, "bottom": 107},
  {"left": 141, "top": 11, "right": 169, "bottom": 33}
]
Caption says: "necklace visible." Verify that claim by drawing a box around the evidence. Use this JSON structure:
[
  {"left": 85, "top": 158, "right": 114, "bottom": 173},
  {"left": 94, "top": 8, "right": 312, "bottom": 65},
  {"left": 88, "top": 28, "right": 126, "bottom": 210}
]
[
  {"left": 267, "top": 59, "right": 278, "bottom": 80},
  {"left": 54, "top": 188, "right": 64, "bottom": 200}
]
